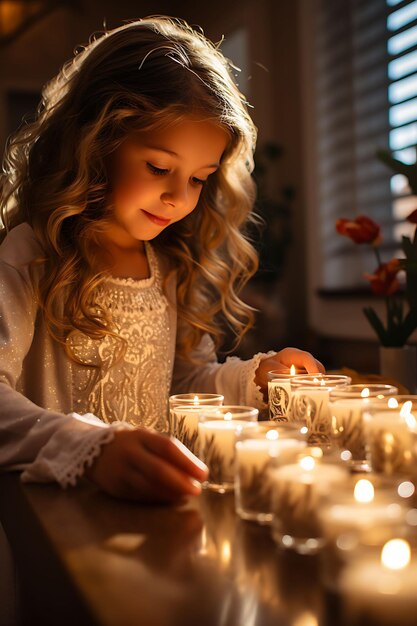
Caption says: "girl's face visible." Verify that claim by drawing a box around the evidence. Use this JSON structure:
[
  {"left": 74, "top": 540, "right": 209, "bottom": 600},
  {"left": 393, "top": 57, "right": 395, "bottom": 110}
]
[{"left": 107, "top": 117, "right": 229, "bottom": 247}]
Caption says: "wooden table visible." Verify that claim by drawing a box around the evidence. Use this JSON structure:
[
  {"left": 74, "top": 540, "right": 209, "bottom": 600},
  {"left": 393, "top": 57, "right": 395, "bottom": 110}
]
[{"left": 0, "top": 472, "right": 344, "bottom": 626}]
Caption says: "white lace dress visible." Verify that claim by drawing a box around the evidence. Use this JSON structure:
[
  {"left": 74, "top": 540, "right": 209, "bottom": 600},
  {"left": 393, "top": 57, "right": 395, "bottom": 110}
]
[
  {"left": 0, "top": 224, "right": 274, "bottom": 487},
  {"left": 71, "top": 243, "right": 171, "bottom": 432}
]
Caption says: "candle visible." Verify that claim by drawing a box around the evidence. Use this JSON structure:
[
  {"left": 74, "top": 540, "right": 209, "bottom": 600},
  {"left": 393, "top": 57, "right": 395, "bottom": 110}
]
[
  {"left": 320, "top": 479, "right": 406, "bottom": 540},
  {"left": 267, "top": 365, "right": 303, "bottom": 420},
  {"left": 340, "top": 539, "right": 417, "bottom": 625},
  {"left": 270, "top": 454, "right": 348, "bottom": 554},
  {"left": 168, "top": 393, "right": 223, "bottom": 436},
  {"left": 363, "top": 397, "right": 417, "bottom": 475},
  {"left": 235, "top": 423, "right": 307, "bottom": 524},
  {"left": 329, "top": 385, "right": 397, "bottom": 471},
  {"left": 289, "top": 374, "right": 351, "bottom": 444},
  {"left": 172, "top": 404, "right": 223, "bottom": 456},
  {"left": 198, "top": 406, "right": 258, "bottom": 493}
]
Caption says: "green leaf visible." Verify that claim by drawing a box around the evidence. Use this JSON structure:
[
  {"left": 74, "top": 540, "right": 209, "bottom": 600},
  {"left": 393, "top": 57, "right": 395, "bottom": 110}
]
[
  {"left": 376, "top": 149, "right": 417, "bottom": 195},
  {"left": 363, "top": 306, "right": 388, "bottom": 344}
]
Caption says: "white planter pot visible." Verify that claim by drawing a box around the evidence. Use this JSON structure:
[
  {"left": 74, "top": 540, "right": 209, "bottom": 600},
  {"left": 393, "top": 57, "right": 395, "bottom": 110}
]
[{"left": 379, "top": 345, "right": 417, "bottom": 393}]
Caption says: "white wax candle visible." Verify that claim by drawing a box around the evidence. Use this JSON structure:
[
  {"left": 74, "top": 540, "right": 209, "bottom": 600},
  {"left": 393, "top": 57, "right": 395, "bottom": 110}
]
[
  {"left": 270, "top": 461, "right": 348, "bottom": 547},
  {"left": 289, "top": 386, "right": 331, "bottom": 440},
  {"left": 364, "top": 412, "right": 415, "bottom": 474},
  {"left": 199, "top": 420, "right": 256, "bottom": 483},
  {"left": 321, "top": 501, "right": 405, "bottom": 539},
  {"left": 329, "top": 398, "right": 370, "bottom": 460},
  {"left": 172, "top": 406, "right": 202, "bottom": 455},
  {"left": 235, "top": 438, "right": 307, "bottom": 521},
  {"left": 341, "top": 558, "right": 417, "bottom": 624},
  {"left": 268, "top": 380, "right": 292, "bottom": 419}
]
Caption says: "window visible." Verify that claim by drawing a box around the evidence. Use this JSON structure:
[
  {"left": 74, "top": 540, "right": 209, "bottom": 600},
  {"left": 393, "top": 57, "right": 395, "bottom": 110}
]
[
  {"left": 387, "top": 0, "right": 417, "bottom": 241},
  {"left": 301, "top": 0, "right": 417, "bottom": 340},
  {"left": 311, "top": 0, "right": 417, "bottom": 291}
]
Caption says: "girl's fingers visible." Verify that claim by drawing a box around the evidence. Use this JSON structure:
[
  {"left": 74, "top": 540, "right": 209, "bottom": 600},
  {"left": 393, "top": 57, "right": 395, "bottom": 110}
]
[
  {"left": 277, "top": 348, "right": 325, "bottom": 374},
  {"left": 128, "top": 433, "right": 204, "bottom": 497},
  {"left": 139, "top": 428, "right": 208, "bottom": 481}
]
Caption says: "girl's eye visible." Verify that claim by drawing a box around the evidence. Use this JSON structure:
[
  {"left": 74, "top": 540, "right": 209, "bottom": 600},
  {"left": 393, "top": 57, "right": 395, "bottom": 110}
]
[
  {"left": 191, "top": 177, "right": 207, "bottom": 186},
  {"left": 147, "top": 163, "right": 168, "bottom": 175}
]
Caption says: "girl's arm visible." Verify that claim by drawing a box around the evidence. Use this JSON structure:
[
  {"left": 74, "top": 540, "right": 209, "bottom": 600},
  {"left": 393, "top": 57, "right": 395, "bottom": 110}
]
[
  {"left": 0, "top": 254, "right": 206, "bottom": 501},
  {"left": 172, "top": 334, "right": 324, "bottom": 407}
]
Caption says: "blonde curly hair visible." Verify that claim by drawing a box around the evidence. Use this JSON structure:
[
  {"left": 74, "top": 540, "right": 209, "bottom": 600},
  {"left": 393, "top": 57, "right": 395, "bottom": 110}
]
[{"left": 0, "top": 16, "right": 259, "bottom": 360}]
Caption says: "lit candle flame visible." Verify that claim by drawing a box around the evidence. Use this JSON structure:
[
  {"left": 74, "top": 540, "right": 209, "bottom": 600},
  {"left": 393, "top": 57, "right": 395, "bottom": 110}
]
[
  {"left": 221, "top": 540, "right": 231, "bottom": 565},
  {"left": 381, "top": 539, "right": 410, "bottom": 570},
  {"left": 310, "top": 447, "right": 323, "bottom": 458},
  {"left": 224, "top": 412, "right": 233, "bottom": 421},
  {"left": 361, "top": 388, "right": 370, "bottom": 398},
  {"left": 299, "top": 455, "right": 315, "bottom": 471},
  {"left": 400, "top": 401, "right": 417, "bottom": 428},
  {"left": 266, "top": 429, "right": 279, "bottom": 440},
  {"left": 388, "top": 398, "right": 399, "bottom": 409},
  {"left": 290, "top": 364, "right": 296, "bottom": 376},
  {"left": 354, "top": 479, "right": 374, "bottom": 503},
  {"left": 193, "top": 395, "right": 199, "bottom": 405}
]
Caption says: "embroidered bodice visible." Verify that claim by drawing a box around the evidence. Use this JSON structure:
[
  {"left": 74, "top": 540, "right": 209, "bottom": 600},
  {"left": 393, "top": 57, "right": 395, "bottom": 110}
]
[{"left": 71, "top": 244, "right": 171, "bottom": 431}]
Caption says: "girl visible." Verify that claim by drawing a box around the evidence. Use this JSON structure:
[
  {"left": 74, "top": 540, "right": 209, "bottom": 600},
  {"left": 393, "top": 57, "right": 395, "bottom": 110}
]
[{"left": 0, "top": 16, "right": 323, "bottom": 503}]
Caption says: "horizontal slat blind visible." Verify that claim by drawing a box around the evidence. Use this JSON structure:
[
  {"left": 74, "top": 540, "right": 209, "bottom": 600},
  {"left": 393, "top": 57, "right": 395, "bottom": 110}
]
[
  {"left": 315, "top": 0, "right": 392, "bottom": 288},
  {"left": 387, "top": 0, "right": 417, "bottom": 243}
]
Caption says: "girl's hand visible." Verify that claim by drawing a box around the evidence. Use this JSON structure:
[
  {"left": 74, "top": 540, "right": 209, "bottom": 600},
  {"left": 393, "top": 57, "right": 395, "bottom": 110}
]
[
  {"left": 254, "top": 347, "right": 325, "bottom": 392},
  {"left": 85, "top": 428, "right": 208, "bottom": 503}
]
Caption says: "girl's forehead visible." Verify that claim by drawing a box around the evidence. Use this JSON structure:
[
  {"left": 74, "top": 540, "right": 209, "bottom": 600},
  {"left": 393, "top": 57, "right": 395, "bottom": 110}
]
[{"left": 125, "top": 118, "right": 229, "bottom": 158}]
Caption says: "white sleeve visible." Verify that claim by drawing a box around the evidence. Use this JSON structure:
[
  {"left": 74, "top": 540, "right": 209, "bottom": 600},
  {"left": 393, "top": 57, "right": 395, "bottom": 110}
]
[
  {"left": 171, "top": 331, "right": 274, "bottom": 408},
  {"left": 0, "top": 259, "right": 130, "bottom": 488}
]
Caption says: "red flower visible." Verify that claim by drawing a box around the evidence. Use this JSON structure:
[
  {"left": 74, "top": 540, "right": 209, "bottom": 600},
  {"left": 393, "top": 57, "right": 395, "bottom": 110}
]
[
  {"left": 364, "top": 259, "right": 402, "bottom": 296},
  {"left": 336, "top": 215, "right": 381, "bottom": 245},
  {"left": 406, "top": 208, "right": 417, "bottom": 224}
]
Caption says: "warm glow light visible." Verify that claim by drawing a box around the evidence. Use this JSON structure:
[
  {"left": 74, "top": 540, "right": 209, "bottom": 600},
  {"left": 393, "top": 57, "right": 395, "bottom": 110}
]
[
  {"left": 293, "top": 611, "right": 318, "bottom": 626},
  {"left": 361, "top": 388, "right": 370, "bottom": 398},
  {"left": 381, "top": 539, "right": 411, "bottom": 570},
  {"left": 388, "top": 398, "right": 399, "bottom": 408},
  {"left": 266, "top": 429, "right": 279, "bottom": 441},
  {"left": 309, "top": 447, "right": 323, "bottom": 458},
  {"left": 224, "top": 412, "right": 233, "bottom": 421},
  {"left": 313, "top": 377, "right": 319, "bottom": 383},
  {"left": 290, "top": 364, "right": 296, "bottom": 376},
  {"left": 354, "top": 479, "right": 374, "bottom": 503},
  {"left": 221, "top": 540, "right": 231, "bottom": 564},
  {"left": 398, "top": 481, "right": 415, "bottom": 498},
  {"left": 300, "top": 426, "right": 308, "bottom": 435},
  {"left": 300, "top": 455, "right": 315, "bottom": 471},
  {"left": 400, "top": 401, "right": 417, "bottom": 428},
  {"left": 193, "top": 395, "right": 199, "bottom": 405}
]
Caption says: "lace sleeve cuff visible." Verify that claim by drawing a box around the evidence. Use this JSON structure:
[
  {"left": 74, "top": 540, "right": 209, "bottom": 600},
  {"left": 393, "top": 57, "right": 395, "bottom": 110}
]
[
  {"left": 21, "top": 412, "right": 134, "bottom": 489},
  {"left": 241, "top": 351, "right": 276, "bottom": 408}
]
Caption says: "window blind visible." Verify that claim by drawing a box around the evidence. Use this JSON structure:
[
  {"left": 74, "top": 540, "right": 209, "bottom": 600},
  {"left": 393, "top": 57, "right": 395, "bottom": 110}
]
[
  {"left": 315, "top": 0, "right": 392, "bottom": 288},
  {"left": 387, "top": 0, "right": 417, "bottom": 242}
]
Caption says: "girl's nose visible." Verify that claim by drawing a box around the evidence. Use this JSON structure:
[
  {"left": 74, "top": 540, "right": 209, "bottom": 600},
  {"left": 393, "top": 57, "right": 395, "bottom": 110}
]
[{"left": 161, "top": 178, "right": 189, "bottom": 209}]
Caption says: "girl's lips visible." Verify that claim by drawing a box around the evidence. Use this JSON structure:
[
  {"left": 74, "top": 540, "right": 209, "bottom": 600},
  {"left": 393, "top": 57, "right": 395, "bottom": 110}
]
[{"left": 141, "top": 209, "right": 171, "bottom": 226}]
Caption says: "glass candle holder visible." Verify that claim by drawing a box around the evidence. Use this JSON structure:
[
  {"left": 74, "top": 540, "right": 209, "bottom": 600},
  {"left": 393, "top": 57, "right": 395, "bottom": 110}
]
[
  {"left": 171, "top": 404, "right": 222, "bottom": 456},
  {"left": 288, "top": 374, "right": 351, "bottom": 445},
  {"left": 198, "top": 406, "right": 258, "bottom": 493},
  {"left": 168, "top": 393, "right": 224, "bottom": 436},
  {"left": 234, "top": 422, "right": 308, "bottom": 524},
  {"left": 363, "top": 396, "right": 417, "bottom": 476},
  {"left": 339, "top": 528, "right": 417, "bottom": 626},
  {"left": 270, "top": 448, "right": 348, "bottom": 555},
  {"left": 267, "top": 367, "right": 306, "bottom": 421},
  {"left": 329, "top": 384, "right": 398, "bottom": 472},
  {"left": 318, "top": 474, "right": 408, "bottom": 592}
]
